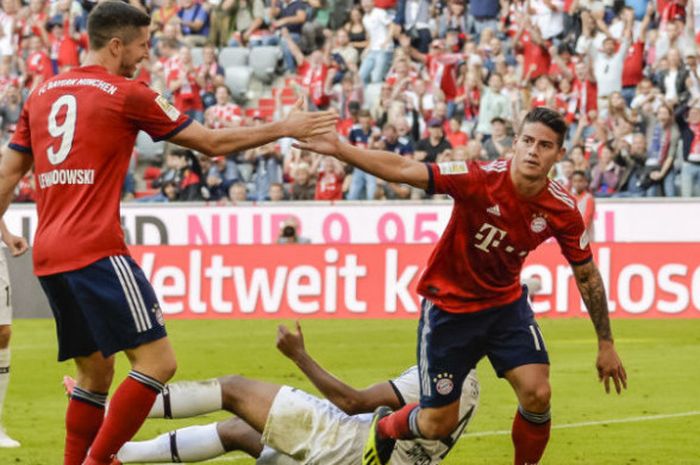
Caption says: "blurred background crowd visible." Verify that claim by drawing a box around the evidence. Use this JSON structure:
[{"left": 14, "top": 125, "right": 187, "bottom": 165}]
[{"left": 1, "top": 0, "right": 698, "bottom": 208}]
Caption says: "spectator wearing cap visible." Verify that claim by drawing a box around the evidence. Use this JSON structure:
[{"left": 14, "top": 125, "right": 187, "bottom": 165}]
[
  {"left": 415, "top": 118, "right": 452, "bottom": 163},
  {"left": 476, "top": 72, "right": 509, "bottom": 139},
  {"left": 358, "top": 0, "right": 394, "bottom": 85},
  {"left": 483, "top": 116, "right": 512, "bottom": 160},
  {"left": 270, "top": 0, "right": 308, "bottom": 72},
  {"left": 674, "top": 98, "right": 700, "bottom": 196},
  {"left": 394, "top": 0, "right": 432, "bottom": 54},
  {"left": 177, "top": 0, "right": 210, "bottom": 47},
  {"left": 468, "top": 0, "right": 500, "bottom": 40}
]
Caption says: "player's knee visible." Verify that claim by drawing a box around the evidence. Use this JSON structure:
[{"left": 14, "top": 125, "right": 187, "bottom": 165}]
[
  {"left": 417, "top": 408, "right": 459, "bottom": 439},
  {"left": 0, "top": 325, "right": 11, "bottom": 348},
  {"left": 520, "top": 383, "right": 551, "bottom": 412},
  {"left": 157, "top": 358, "right": 177, "bottom": 383},
  {"left": 79, "top": 361, "right": 115, "bottom": 392},
  {"left": 218, "top": 375, "right": 245, "bottom": 409}
]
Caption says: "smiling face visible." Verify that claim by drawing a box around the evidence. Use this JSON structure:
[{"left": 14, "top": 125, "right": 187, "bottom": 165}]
[
  {"left": 118, "top": 27, "right": 150, "bottom": 77},
  {"left": 512, "top": 122, "right": 565, "bottom": 182}
]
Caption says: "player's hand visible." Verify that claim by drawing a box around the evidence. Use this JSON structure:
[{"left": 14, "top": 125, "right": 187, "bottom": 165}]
[
  {"left": 293, "top": 130, "right": 341, "bottom": 157},
  {"left": 284, "top": 98, "right": 337, "bottom": 140},
  {"left": 276, "top": 321, "right": 306, "bottom": 361},
  {"left": 2, "top": 233, "right": 28, "bottom": 257},
  {"left": 597, "top": 340, "right": 627, "bottom": 394}
]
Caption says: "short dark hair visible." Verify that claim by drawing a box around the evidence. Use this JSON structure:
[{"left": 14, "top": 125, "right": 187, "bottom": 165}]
[
  {"left": 571, "top": 170, "right": 589, "bottom": 181},
  {"left": 87, "top": 1, "right": 151, "bottom": 50},
  {"left": 520, "top": 107, "right": 567, "bottom": 147}
]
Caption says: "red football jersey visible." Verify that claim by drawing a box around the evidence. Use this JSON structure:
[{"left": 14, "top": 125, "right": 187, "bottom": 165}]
[
  {"left": 419, "top": 159, "right": 592, "bottom": 313},
  {"left": 10, "top": 65, "right": 191, "bottom": 276}
]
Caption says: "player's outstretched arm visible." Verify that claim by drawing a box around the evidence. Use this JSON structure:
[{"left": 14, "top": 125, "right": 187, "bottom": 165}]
[
  {"left": 169, "top": 98, "right": 337, "bottom": 157},
  {"left": 0, "top": 147, "right": 33, "bottom": 220},
  {"left": 294, "top": 132, "right": 430, "bottom": 190},
  {"left": 276, "top": 322, "right": 402, "bottom": 415},
  {"left": 572, "top": 260, "right": 628, "bottom": 394}
]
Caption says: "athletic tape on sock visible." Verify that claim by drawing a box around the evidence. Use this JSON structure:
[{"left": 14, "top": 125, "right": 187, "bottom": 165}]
[
  {"left": 518, "top": 405, "right": 551, "bottom": 424},
  {"left": 71, "top": 386, "right": 108, "bottom": 409}
]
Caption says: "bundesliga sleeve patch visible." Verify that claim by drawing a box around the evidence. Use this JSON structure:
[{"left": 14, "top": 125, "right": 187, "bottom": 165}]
[
  {"left": 437, "top": 161, "right": 468, "bottom": 175},
  {"left": 155, "top": 95, "right": 181, "bottom": 122}
]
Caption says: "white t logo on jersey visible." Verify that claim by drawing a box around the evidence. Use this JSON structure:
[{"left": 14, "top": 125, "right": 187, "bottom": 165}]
[{"left": 474, "top": 223, "right": 507, "bottom": 252}]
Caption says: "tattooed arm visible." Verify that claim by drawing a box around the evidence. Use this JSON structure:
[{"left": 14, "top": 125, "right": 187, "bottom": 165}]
[{"left": 572, "top": 260, "right": 628, "bottom": 394}]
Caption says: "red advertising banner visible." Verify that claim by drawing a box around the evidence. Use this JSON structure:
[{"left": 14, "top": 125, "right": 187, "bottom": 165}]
[{"left": 130, "top": 243, "right": 700, "bottom": 319}]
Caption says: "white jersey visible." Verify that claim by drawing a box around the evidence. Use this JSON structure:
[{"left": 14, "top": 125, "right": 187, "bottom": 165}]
[{"left": 258, "top": 366, "right": 479, "bottom": 465}]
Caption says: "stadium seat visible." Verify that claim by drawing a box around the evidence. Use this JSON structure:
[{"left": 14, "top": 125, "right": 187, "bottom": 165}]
[
  {"left": 363, "top": 83, "right": 383, "bottom": 111},
  {"left": 219, "top": 47, "right": 250, "bottom": 68},
  {"left": 190, "top": 47, "right": 204, "bottom": 67},
  {"left": 135, "top": 131, "right": 166, "bottom": 161},
  {"left": 249, "top": 46, "right": 281, "bottom": 84},
  {"left": 225, "top": 66, "right": 253, "bottom": 102}
]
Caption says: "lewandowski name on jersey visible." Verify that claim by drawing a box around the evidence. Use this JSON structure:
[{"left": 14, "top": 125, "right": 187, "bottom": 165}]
[{"left": 37, "top": 168, "right": 95, "bottom": 189}]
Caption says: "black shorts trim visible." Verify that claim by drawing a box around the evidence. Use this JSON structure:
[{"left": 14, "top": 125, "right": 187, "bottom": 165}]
[{"left": 8, "top": 143, "right": 31, "bottom": 154}]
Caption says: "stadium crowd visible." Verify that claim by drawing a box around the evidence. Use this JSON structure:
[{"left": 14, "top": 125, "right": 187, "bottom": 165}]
[{"left": 1, "top": 0, "right": 699, "bottom": 203}]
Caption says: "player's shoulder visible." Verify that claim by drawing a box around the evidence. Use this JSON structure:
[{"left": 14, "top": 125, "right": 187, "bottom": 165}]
[{"left": 544, "top": 178, "right": 577, "bottom": 211}]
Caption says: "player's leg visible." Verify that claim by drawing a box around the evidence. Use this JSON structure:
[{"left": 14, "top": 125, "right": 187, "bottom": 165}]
[
  {"left": 0, "top": 323, "right": 18, "bottom": 447},
  {"left": 38, "top": 273, "right": 112, "bottom": 465},
  {"left": 148, "top": 378, "right": 223, "bottom": 419},
  {"left": 0, "top": 257, "right": 18, "bottom": 447},
  {"left": 365, "top": 300, "right": 485, "bottom": 465},
  {"left": 486, "top": 289, "right": 551, "bottom": 465},
  {"left": 56, "top": 256, "right": 173, "bottom": 465},
  {"left": 116, "top": 417, "right": 263, "bottom": 463},
  {"left": 67, "top": 352, "right": 114, "bottom": 465},
  {"left": 218, "top": 374, "right": 281, "bottom": 432}
]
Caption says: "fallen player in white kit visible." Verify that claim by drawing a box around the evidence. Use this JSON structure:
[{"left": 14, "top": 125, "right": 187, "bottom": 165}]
[{"left": 109, "top": 322, "right": 480, "bottom": 464}]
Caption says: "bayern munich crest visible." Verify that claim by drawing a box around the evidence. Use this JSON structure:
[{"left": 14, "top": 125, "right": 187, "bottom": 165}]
[
  {"left": 434, "top": 373, "right": 454, "bottom": 395},
  {"left": 530, "top": 216, "right": 548, "bottom": 234}
]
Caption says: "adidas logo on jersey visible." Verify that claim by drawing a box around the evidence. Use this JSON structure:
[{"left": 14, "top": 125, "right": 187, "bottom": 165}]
[{"left": 487, "top": 205, "right": 501, "bottom": 217}]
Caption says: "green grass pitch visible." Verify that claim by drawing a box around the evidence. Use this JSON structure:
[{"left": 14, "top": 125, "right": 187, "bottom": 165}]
[{"left": 2, "top": 318, "right": 699, "bottom": 464}]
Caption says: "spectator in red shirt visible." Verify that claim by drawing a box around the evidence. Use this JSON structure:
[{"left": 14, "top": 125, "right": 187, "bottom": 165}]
[
  {"left": 315, "top": 156, "right": 344, "bottom": 200},
  {"left": 621, "top": 4, "right": 654, "bottom": 105},
  {"left": 571, "top": 170, "right": 596, "bottom": 240},
  {"left": 282, "top": 28, "right": 335, "bottom": 110},
  {"left": 24, "top": 35, "right": 54, "bottom": 92},
  {"left": 446, "top": 116, "right": 468, "bottom": 147},
  {"left": 47, "top": 19, "right": 80, "bottom": 73},
  {"left": 167, "top": 46, "right": 204, "bottom": 122},
  {"left": 513, "top": 16, "right": 551, "bottom": 82}
]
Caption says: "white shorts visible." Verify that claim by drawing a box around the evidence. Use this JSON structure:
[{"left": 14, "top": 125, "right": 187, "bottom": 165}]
[
  {"left": 258, "top": 386, "right": 370, "bottom": 465},
  {"left": 0, "top": 255, "right": 11, "bottom": 325}
]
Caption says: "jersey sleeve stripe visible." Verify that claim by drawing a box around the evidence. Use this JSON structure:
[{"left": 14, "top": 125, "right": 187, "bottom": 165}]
[
  {"left": 8, "top": 143, "right": 31, "bottom": 154},
  {"left": 424, "top": 163, "right": 435, "bottom": 195},
  {"left": 152, "top": 117, "right": 194, "bottom": 142}
]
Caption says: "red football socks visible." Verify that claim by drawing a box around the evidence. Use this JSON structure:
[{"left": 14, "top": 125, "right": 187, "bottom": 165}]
[
  {"left": 64, "top": 389, "right": 106, "bottom": 465},
  {"left": 377, "top": 402, "right": 420, "bottom": 440},
  {"left": 83, "top": 371, "right": 163, "bottom": 465},
  {"left": 511, "top": 409, "right": 551, "bottom": 465}
]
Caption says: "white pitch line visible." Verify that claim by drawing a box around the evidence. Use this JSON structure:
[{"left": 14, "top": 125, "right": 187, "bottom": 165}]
[{"left": 467, "top": 410, "right": 700, "bottom": 438}]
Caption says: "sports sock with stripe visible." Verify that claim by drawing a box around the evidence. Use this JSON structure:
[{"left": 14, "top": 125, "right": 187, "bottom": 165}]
[
  {"left": 84, "top": 371, "right": 163, "bottom": 465},
  {"left": 377, "top": 402, "right": 421, "bottom": 440},
  {"left": 511, "top": 405, "right": 551, "bottom": 465},
  {"left": 0, "top": 348, "right": 10, "bottom": 424},
  {"left": 116, "top": 422, "right": 226, "bottom": 463},
  {"left": 148, "top": 379, "right": 223, "bottom": 419},
  {"left": 64, "top": 387, "right": 107, "bottom": 465}
]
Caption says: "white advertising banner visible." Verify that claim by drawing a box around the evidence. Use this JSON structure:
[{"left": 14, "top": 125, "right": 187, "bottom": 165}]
[{"left": 5, "top": 200, "right": 700, "bottom": 245}]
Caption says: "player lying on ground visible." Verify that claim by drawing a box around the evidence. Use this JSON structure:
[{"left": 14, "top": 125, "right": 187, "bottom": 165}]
[
  {"left": 95, "top": 322, "right": 478, "bottom": 464},
  {"left": 295, "top": 107, "right": 627, "bottom": 465},
  {"left": 0, "top": 2, "right": 335, "bottom": 464}
]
